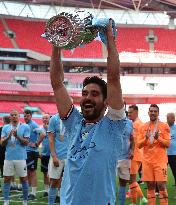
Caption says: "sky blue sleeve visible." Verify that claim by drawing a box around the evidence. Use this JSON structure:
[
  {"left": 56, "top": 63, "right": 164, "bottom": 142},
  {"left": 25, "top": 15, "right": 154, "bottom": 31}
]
[
  {"left": 1, "top": 125, "right": 8, "bottom": 138},
  {"left": 48, "top": 115, "right": 56, "bottom": 133},
  {"left": 62, "top": 106, "right": 82, "bottom": 134}
]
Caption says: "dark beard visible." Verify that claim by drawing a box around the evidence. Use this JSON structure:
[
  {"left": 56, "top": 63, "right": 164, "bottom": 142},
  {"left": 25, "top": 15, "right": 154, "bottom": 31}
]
[{"left": 81, "top": 106, "right": 104, "bottom": 122}]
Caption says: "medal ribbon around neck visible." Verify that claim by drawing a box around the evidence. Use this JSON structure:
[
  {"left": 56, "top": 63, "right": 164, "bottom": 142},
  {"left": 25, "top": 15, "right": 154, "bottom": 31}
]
[
  {"left": 10, "top": 122, "right": 20, "bottom": 145},
  {"left": 148, "top": 119, "right": 159, "bottom": 144}
]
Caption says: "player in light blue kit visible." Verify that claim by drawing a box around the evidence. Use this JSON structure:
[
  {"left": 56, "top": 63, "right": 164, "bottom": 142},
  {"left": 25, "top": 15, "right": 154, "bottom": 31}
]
[
  {"left": 50, "top": 20, "right": 127, "bottom": 205},
  {"left": 47, "top": 113, "right": 68, "bottom": 205},
  {"left": 24, "top": 109, "right": 45, "bottom": 200},
  {"left": 117, "top": 118, "right": 134, "bottom": 205},
  {"left": 40, "top": 114, "right": 51, "bottom": 197},
  {"left": 1, "top": 110, "right": 30, "bottom": 205},
  {"left": 167, "top": 112, "right": 176, "bottom": 186}
]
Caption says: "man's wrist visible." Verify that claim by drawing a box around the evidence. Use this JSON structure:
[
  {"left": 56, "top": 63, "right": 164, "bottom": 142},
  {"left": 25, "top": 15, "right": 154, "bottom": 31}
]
[
  {"left": 51, "top": 153, "right": 57, "bottom": 158},
  {"left": 145, "top": 137, "right": 148, "bottom": 142}
]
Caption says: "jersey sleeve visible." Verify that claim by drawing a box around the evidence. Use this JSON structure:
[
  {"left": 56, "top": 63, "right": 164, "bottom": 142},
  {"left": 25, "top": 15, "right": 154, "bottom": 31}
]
[
  {"left": 48, "top": 115, "right": 56, "bottom": 134},
  {"left": 1, "top": 125, "right": 8, "bottom": 138},
  {"left": 106, "top": 106, "right": 126, "bottom": 120},
  {"left": 62, "top": 106, "right": 82, "bottom": 133}
]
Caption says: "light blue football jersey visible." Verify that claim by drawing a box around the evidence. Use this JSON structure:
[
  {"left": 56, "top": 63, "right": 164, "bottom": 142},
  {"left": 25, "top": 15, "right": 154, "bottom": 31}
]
[
  {"left": 60, "top": 106, "right": 126, "bottom": 205},
  {"left": 48, "top": 114, "right": 68, "bottom": 159},
  {"left": 41, "top": 127, "right": 50, "bottom": 156},
  {"left": 26, "top": 120, "right": 42, "bottom": 152},
  {"left": 118, "top": 119, "right": 133, "bottom": 160},
  {"left": 167, "top": 124, "right": 176, "bottom": 155},
  {"left": 1, "top": 123, "right": 30, "bottom": 160}
]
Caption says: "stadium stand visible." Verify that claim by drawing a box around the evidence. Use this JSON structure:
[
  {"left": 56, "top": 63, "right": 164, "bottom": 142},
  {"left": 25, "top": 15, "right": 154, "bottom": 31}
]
[
  {"left": 0, "top": 82, "right": 27, "bottom": 91},
  {"left": 154, "top": 28, "right": 176, "bottom": 54},
  {"left": 0, "top": 18, "right": 176, "bottom": 57},
  {"left": 117, "top": 27, "right": 149, "bottom": 53},
  {"left": 1, "top": 70, "right": 176, "bottom": 95},
  {"left": 5, "top": 18, "right": 51, "bottom": 55},
  {"left": 29, "top": 102, "right": 57, "bottom": 114},
  {"left": 27, "top": 84, "right": 52, "bottom": 92},
  {"left": 0, "top": 101, "right": 26, "bottom": 113},
  {"left": 0, "top": 71, "right": 13, "bottom": 82},
  {"left": 4, "top": 18, "right": 103, "bottom": 58},
  {"left": 0, "top": 19, "right": 13, "bottom": 48}
]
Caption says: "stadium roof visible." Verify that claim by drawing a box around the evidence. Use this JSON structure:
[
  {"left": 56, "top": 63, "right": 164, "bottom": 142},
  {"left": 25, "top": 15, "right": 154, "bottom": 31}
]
[
  {"left": 5, "top": 0, "right": 176, "bottom": 16},
  {"left": 1, "top": 0, "right": 176, "bottom": 26}
]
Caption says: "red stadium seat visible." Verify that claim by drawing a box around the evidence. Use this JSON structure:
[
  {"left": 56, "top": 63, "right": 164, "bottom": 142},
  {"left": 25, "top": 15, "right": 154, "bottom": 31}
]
[
  {"left": 29, "top": 102, "right": 58, "bottom": 115},
  {"left": 3, "top": 18, "right": 176, "bottom": 56},
  {"left": 0, "top": 82, "right": 26, "bottom": 91},
  {"left": 6, "top": 18, "right": 52, "bottom": 56},
  {"left": 0, "top": 101, "right": 26, "bottom": 113},
  {"left": 0, "top": 20, "right": 14, "bottom": 48}
]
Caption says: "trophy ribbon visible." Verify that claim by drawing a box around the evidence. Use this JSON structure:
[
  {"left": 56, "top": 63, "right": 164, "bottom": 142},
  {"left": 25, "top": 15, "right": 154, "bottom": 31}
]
[{"left": 92, "top": 18, "right": 117, "bottom": 45}]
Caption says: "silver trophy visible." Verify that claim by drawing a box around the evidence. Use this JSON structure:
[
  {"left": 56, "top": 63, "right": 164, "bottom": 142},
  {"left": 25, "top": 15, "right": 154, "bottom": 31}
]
[{"left": 42, "top": 10, "right": 116, "bottom": 50}]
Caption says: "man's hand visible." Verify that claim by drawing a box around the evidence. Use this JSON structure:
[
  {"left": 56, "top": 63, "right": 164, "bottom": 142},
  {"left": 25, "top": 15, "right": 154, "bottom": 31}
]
[
  {"left": 52, "top": 155, "right": 59, "bottom": 167},
  {"left": 9, "top": 129, "right": 16, "bottom": 138},
  {"left": 12, "top": 129, "right": 17, "bottom": 138},
  {"left": 106, "top": 19, "right": 115, "bottom": 40},
  {"left": 28, "top": 142, "right": 36, "bottom": 148},
  {"left": 145, "top": 129, "right": 150, "bottom": 141},
  {"left": 154, "top": 130, "right": 160, "bottom": 140},
  {"left": 128, "top": 150, "right": 134, "bottom": 160}
]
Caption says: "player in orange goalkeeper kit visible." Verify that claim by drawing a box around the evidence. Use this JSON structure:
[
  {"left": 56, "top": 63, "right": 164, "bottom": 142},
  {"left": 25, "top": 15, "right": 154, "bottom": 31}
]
[
  {"left": 137, "top": 104, "right": 170, "bottom": 205},
  {"left": 128, "top": 105, "right": 147, "bottom": 205}
]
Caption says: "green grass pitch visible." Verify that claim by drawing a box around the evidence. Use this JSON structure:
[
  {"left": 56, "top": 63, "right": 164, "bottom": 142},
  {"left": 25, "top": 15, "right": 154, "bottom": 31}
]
[{"left": 0, "top": 165, "right": 176, "bottom": 205}]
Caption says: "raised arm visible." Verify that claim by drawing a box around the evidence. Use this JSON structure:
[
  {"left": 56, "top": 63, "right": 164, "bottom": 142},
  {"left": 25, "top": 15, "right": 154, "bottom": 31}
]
[
  {"left": 106, "top": 20, "right": 123, "bottom": 110},
  {"left": 50, "top": 47, "right": 72, "bottom": 118}
]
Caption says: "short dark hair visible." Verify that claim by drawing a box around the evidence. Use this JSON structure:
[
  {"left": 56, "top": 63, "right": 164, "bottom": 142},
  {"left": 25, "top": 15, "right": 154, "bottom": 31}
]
[
  {"left": 24, "top": 109, "right": 32, "bottom": 115},
  {"left": 129, "top": 104, "right": 138, "bottom": 111},
  {"left": 83, "top": 76, "right": 107, "bottom": 100},
  {"left": 149, "top": 104, "right": 159, "bottom": 112},
  {"left": 3, "top": 115, "right": 10, "bottom": 124}
]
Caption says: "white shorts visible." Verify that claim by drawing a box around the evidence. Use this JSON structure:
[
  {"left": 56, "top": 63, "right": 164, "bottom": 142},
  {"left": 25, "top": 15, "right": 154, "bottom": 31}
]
[
  {"left": 117, "top": 159, "right": 131, "bottom": 180},
  {"left": 3, "top": 160, "right": 27, "bottom": 177},
  {"left": 48, "top": 157, "right": 65, "bottom": 179}
]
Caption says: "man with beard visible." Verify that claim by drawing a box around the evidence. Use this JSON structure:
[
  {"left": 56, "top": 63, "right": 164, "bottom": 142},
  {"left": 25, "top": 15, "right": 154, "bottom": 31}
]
[
  {"left": 1, "top": 110, "right": 30, "bottom": 205},
  {"left": 49, "top": 20, "right": 127, "bottom": 205},
  {"left": 138, "top": 104, "right": 170, "bottom": 205}
]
